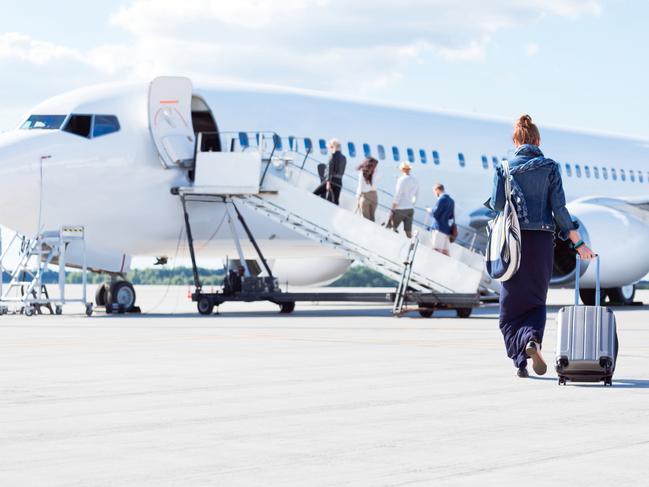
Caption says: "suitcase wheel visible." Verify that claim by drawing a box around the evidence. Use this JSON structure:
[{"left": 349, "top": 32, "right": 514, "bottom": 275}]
[
  {"left": 604, "top": 377, "right": 613, "bottom": 387},
  {"left": 558, "top": 377, "right": 567, "bottom": 386}
]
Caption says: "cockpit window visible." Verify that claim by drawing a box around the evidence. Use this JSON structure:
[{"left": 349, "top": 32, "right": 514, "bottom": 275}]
[
  {"left": 63, "top": 115, "right": 92, "bottom": 138},
  {"left": 21, "top": 115, "right": 66, "bottom": 130},
  {"left": 92, "top": 115, "right": 120, "bottom": 138}
]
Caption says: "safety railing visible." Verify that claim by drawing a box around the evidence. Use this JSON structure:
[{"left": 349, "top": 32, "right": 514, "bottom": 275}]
[
  {"left": 193, "top": 131, "right": 488, "bottom": 254},
  {"left": 279, "top": 147, "right": 489, "bottom": 254}
]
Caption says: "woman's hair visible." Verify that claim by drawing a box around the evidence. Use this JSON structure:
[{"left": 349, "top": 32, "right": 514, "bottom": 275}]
[
  {"left": 512, "top": 114, "right": 541, "bottom": 146},
  {"left": 357, "top": 157, "right": 378, "bottom": 184}
]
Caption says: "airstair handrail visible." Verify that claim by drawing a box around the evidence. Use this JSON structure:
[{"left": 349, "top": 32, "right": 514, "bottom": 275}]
[
  {"left": 281, "top": 147, "right": 488, "bottom": 254},
  {"left": 193, "top": 130, "right": 488, "bottom": 253}
]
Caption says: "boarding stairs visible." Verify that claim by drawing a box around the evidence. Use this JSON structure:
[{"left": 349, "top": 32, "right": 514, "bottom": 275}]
[
  {"left": 0, "top": 226, "right": 93, "bottom": 316},
  {"left": 177, "top": 132, "right": 486, "bottom": 295}
]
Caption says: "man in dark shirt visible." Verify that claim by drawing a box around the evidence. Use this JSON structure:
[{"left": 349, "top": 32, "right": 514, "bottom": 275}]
[
  {"left": 314, "top": 139, "right": 346, "bottom": 205},
  {"left": 427, "top": 183, "right": 455, "bottom": 255}
]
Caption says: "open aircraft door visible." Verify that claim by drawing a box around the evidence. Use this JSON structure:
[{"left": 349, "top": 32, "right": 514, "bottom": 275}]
[{"left": 148, "top": 76, "right": 196, "bottom": 169}]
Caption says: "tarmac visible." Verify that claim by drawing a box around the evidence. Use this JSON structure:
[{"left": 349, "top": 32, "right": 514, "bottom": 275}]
[{"left": 1, "top": 285, "right": 648, "bottom": 486}]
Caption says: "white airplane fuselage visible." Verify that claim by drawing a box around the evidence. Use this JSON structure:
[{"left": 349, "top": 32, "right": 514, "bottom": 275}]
[{"left": 1, "top": 79, "right": 649, "bottom": 288}]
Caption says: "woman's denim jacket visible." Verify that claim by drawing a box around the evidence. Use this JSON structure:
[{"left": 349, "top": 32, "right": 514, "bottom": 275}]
[{"left": 489, "top": 144, "right": 576, "bottom": 239}]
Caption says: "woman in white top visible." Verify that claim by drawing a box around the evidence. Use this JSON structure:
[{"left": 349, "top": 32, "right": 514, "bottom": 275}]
[{"left": 356, "top": 157, "right": 379, "bottom": 221}]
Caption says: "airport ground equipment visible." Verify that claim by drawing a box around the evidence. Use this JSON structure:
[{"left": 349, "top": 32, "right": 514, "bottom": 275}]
[
  {"left": 556, "top": 256, "right": 617, "bottom": 386},
  {"left": 392, "top": 236, "right": 419, "bottom": 315},
  {"left": 0, "top": 226, "right": 93, "bottom": 316},
  {"left": 172, "top": 131, "right": 485, "bottom": 316}
]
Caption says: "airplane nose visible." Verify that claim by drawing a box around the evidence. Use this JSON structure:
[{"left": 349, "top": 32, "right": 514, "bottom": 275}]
[{"left": 0, "top": 131, "right": 53, "bottom": 236}]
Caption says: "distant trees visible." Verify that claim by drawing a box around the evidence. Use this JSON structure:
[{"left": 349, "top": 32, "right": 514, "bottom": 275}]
[{"left": 3, "top": 265, "right": 398, "bottom": 288}]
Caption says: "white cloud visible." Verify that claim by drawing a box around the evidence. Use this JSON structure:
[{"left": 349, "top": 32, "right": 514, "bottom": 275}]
[
  {"left": 526, "top": 42, "right": 541, "bottom": 57},
  {"left": 0, "top": 1, "right": 603, "bottom": 94},
  {"left": 0, "top": 32, "right": 83, "bottom": 65}
]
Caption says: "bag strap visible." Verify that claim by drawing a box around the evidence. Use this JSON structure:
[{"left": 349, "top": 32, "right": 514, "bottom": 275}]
[{"left": 501, "top": 160, "right": 514, "bottom": 204}]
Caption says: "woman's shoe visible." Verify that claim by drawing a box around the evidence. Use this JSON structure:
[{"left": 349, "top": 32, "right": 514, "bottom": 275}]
[
  {"left": 525, "top": 340, "right": 548, "bottom": 375},
  {"left": 517, "top": 366, "right": 529, "bottom": 378}
]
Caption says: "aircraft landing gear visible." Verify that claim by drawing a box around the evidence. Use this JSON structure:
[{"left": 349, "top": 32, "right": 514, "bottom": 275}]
[
  {"left": 99, "top": 280, "right": 140, "bottom": 314},
  {"left": 606, "top": 285, "right": 636, "bottom": 306}
]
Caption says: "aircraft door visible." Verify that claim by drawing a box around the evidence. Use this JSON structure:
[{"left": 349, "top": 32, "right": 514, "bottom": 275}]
[{"left": 148, "top": 76, "right": 195, "bottom": 168}]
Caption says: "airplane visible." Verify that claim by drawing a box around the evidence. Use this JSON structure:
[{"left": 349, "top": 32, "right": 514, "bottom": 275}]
[{"left": 0, "top": 76, "right": 648, "bottom": 312}]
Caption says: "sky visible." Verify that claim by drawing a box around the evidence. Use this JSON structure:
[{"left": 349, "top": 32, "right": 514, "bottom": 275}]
[
  {"left": 0, "top": 0, "right": 647, "bottom": 270},
  {"left": 0, "top": 0, "right": 648, "bottom": 138}
]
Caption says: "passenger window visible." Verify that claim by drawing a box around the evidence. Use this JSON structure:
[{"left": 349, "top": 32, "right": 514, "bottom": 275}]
[
  {"left": 92, "top": 115, "right": 120, "bottom": 137},
  {"left": 272, "top": 134, "right": 282, "bottom": 151},
  {"left": 639, "top": 172, "right": 644, "bottom": 183},
  {"left": 630, "top": 169, "right": 636, "bottom": 182},
  {"left": 602, "top": 167, "right": 608, "bottom": 180},
  {"left": 620, "top": 169, "right": 626, "bottom": 181},
  {"left": 458, "top": 153, "right": 466, "bottom": 167},
  {"left": 492, "top": 156, "right": 499, "bottom": 169},
  {"left": 433, "top": 151, "right": 441, "bottom": 165},
  {"left": 407, "top": 148, "right": 415, "bottom": 163},
  {"left": 575, "top": 164, "right": 582, "bottom": 178},
  {"left": 481, "top": 155, "right": 489, "bottom": 169},
  {"left": 304, "top": 138, "right": 313, "bottom": 152},
  {"left": 392, "top": 146, "right": 400, "bottom": 161},
  {"left": 565, "top": 163, "right": 572, "bottom": 177},
  {"left": 593, "top": 166, "right": 599, "bottom": 179},
  {"left": 557, "top": 163, "right": 562, "bottom": 174},
  {"left": 346, "top": 142, "right": 356, "bottom": 158},
  {"left": 584, "top": 165, "right": 591, "bottom": 178},
  {"left": 363, "top": 143, "right": 371, "bottom": 158},
  {"left": 611, "top": 168, "right": 617, "bottom": 181},
  {"left": 238, "top": 132, "right": 250, "bottom": 148},
  {"left": 377, "top": 145, "right": 386, "bottom": 160},
  {"left": 319, "top": 139, "right": 327, "bottom": 155},
  {"left": 419, "top": 149, "right": 427, "bottom": 164},
  {"left": 288, "top": 136, "right": 297, "bottom": 151},
  {"left": 63, "top": 114, "right": 92, "bottom": 138}
]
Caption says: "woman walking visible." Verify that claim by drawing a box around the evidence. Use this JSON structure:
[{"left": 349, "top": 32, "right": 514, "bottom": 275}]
[
  {"left": 490, "top": 115, "right": 595, "bottom": 378},
  {"left": 356, "top": 157, "right": 379, "bottom": 221}
]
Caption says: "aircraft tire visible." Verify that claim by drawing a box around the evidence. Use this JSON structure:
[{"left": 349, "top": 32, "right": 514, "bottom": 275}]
[
  {"left": 606, "top": 285, "right": 635, "bottom": 305},
  {"left": 95, "top": 284, "right": 108, "bottom": 306},
  {"left": 579, "top": 288, "right": 606, "bottom": 306},
  {"left": 107, "top": 281, "right": 136, "bottom": 311}
]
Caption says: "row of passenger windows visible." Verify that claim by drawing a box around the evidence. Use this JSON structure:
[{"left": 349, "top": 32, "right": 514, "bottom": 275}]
[
  {"left": 562, "top": 163, "right": 647, "bottom": 182},
  {"left": 238, "top": 132, "right": 647, "bottom": 183}
]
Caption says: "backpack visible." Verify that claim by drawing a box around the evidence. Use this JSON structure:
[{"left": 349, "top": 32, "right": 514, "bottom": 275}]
[{"left": 486, "top": 160, "right": 522, "bottom": 281}]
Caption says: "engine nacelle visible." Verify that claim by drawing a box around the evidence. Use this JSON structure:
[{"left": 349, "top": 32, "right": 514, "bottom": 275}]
[
  {"left": 551, "top": 200, "right": 649, "bottom": 288},
  {"left": 268, "top": 257, "right": 352, "bottom": 286}
]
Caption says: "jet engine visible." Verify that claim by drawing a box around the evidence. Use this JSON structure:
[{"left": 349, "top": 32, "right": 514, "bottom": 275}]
[{"left": 551, "top": 200, "right": 649, "bottom": 293}]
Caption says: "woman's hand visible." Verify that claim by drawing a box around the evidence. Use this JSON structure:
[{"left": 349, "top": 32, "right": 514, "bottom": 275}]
[
  {"left": 576, "top": 243, "right": 595, "bottom": 260},
  {"left": 568, "top": 229, "right": 595, "bottom": 260}
]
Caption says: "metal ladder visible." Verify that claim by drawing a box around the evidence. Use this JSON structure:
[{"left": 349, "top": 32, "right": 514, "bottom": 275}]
[
  {"left": 236, "top": 194, "right": 451, "bottom": 293},
  {"left": 392, "top": 235, "right": 420, "bottom": 315},
  {"left": 0, "top": 227, "right": 93, "bottom": 316}
]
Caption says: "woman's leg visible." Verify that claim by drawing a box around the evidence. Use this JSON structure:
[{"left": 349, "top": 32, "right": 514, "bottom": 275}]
[
  {"left": 498, "top": 231, "right": 554, "bottom": 373},
  {"left": 367, "top": 191, "right": 378, "bottom": 222}
]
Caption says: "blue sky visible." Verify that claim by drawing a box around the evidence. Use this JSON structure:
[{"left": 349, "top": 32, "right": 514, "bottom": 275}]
[{"left": 0, "top": 0, "right": 648, "bottom": 139}]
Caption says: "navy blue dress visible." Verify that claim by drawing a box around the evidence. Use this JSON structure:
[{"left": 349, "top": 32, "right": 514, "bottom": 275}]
[{"left": 499, "top": 230, "right": 554, "bottom": 368}]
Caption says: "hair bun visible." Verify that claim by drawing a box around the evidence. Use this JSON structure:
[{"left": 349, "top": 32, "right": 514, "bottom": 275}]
[{"left": 518, "top": 114, "right": 533, "bottom": 128}]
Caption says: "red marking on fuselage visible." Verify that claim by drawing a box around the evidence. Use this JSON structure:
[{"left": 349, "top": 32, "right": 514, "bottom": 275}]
[{"left": 160, "top": 100, "right": 179, "bottom": 104}]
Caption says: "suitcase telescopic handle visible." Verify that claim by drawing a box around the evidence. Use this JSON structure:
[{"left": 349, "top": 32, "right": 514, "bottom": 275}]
[{"left": 575, "top": 254, "right": 600, "bottom": 306}]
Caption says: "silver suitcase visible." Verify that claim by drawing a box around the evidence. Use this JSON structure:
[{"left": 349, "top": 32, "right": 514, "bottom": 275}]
[{"left": 555, "top": 256, "right": 618, "bottom": 386}]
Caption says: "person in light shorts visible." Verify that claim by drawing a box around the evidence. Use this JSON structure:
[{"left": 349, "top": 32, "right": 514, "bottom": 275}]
[
  {"left": 427, "top": 183, "right": 455, "bottom": 256},
  {"left": 390, "top": 162, "right": 419, "bottom": 238}
]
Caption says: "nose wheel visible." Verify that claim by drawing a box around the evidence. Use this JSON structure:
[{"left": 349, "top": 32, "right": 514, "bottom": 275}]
[{"left": 102, "top": 281, "right": 137, "bottom": 313}]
